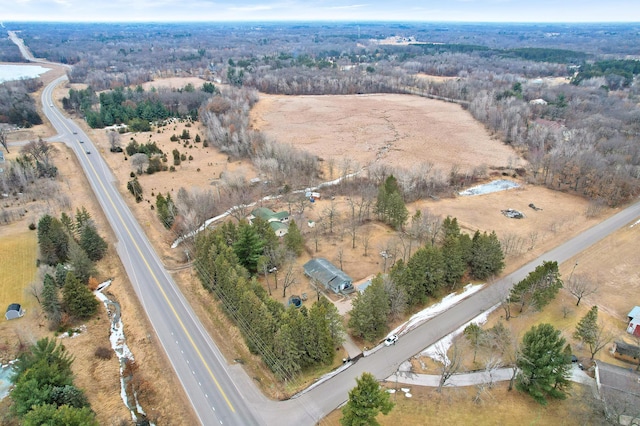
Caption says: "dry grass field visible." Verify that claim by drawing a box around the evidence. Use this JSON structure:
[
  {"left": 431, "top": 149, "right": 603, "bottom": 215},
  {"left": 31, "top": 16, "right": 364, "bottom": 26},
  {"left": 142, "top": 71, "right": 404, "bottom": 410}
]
[
  {"left": 250, "top": 93, "right": 525, "bottom": 174},
  {"left": 0, "top": 222, "right": 37, "bottom": 315},
  {"left": 2, "top": 73, "right": 638, "bottom": 424},
  {"left": 319, "top": 381, "right": 602, "bottom": 426}
]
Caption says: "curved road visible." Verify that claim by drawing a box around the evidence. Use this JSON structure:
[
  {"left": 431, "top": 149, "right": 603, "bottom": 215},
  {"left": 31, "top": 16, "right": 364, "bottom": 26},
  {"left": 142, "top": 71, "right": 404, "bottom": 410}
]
[{"left": 34, "top": 62, "right": 640, "bottom": 425}]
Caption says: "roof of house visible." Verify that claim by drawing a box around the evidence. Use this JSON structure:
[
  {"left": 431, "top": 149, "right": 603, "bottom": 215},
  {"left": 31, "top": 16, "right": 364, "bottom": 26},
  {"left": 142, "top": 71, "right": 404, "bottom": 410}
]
[
  {"left": 272, "top": 211, "right": 289, "bottom": 220},
  {"left": 629, "top": 306, "right": 640, "bottom": 319},
  {"left": 614, "top": 341, "right": 640, "bottom": 358},
  {"left": 597, "top": 361, "right": 640, "bottom": 418},
  {"left": 303, "top": 258, "right": 352, "bottom": 288},
  {"left": 6, "top": 303, "right": 21, "bottom": 312},
  {"left": 251, "top": 207, "right": 276, "bottom": 220},
  {"left": 269, "top": 221, "right": 288, "bottom": 232}
]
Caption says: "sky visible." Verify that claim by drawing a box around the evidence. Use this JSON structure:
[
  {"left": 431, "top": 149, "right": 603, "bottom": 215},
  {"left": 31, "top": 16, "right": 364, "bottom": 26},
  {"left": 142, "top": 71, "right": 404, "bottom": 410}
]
[{"left": 2, "top": 0, "right": 639, "bottom": 23}]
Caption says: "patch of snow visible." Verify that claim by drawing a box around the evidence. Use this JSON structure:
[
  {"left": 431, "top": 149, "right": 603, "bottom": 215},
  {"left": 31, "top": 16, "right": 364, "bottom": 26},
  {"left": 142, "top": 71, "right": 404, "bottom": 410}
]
[
  {"left": 95, "top": 280, "right": 153, "bottom": 425},
  {"left": 458, "top": 179, "right": 520, "bottom": 196},
  {"left": 390, "top": 283, "right": 485, "bottom": 337},
  {"left": 421, "top": 303, "right": 500, "bottom": 365},
  {"left": 631, "top": 218, "right": 640, "bottom": 228}
]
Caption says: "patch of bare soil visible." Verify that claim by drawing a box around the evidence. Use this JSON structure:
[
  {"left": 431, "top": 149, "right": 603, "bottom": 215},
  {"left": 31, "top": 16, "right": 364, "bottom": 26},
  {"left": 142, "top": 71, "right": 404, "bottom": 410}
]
[{"left": 250, "top": 93, "right": 525, "bottom": 174}]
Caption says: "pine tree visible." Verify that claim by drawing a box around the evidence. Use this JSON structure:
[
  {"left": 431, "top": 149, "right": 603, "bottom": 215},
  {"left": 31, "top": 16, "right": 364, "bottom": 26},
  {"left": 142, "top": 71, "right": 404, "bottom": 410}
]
[
  {"left": 469, "top": 230, "right": 505, "bottom": 279},
  {"left": 284, "top": 219, "right": 304, "bottom": 256},
  {"left": 41, "top": 274, "right": 62, "bottom": 327},
  {"left": 233, "top": 222, "right": 264, "bottom": 273},
  {"left": 79, "top": 224, "right": 107, "bottom": 261},
  {"left": 510, "top": 261, "right": 563, "bottom": 313},
  {"left": 67, "top": 239, "right": 96, "bottom": 284},
  {"left": 341, "top": 372, "right": 394, "bottom": 426},
  {"left": 37, "top": 215, "right": 70, "bottom": 266},
  {"left": 348, "top": 276, "right": 390, "bottom": 341},
  {"left": 62, "top": 272, "right": 99, "bottom": 320},
  {"left": 394, "top": 245, "right": 445, "bottom": 305},
  {"left": 516, "top": 323, "right": 572, "bottom": 405},
  {"left": 574, "top": 305, "right": 598, "bottom": 345}
]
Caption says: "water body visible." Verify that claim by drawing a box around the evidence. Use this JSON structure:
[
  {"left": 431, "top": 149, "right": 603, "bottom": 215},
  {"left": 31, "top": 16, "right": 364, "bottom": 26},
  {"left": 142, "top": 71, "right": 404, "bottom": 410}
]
[
  {"left": 0, "top": 362, "right": 16, "bottom": 400},
  {"left": 0, "top": 64, "right": 51, "bottom": 83}
]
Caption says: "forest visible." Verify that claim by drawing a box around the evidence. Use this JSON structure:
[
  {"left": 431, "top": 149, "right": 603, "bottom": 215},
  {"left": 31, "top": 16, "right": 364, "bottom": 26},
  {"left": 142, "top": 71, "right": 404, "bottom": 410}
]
[{"left": 3, "top": 21, "right": 637, "bottom": 207}]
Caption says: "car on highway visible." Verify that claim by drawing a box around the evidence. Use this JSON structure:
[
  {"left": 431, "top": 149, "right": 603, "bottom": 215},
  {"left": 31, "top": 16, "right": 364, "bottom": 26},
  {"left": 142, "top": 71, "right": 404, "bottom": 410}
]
[
  {"left": 86, "top": 151, "right": 91, "bottom": 154},
  {"left": 73, "top": 130, "right": 77, "bottom": 134},
  {"left": 384, "top": 334, "right": 398, "bottom": 346},
  {"left": 79, "top": 140, "right": 84, "bottom": 143}
]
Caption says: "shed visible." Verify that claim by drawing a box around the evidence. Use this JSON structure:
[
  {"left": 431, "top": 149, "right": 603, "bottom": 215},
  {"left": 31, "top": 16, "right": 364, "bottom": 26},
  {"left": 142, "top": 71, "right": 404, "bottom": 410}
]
[
  {"left": 627, "top": 306, "right": 640, "bottom": 337},
  {"left": 5, "top": 304, "right": 24, "bottom": 320},
  {"left": 303, "top": 258, "right": 354, "bottom": 294},
  {"left": 611, "top": 341, "right": 640, "bottom": 364}
]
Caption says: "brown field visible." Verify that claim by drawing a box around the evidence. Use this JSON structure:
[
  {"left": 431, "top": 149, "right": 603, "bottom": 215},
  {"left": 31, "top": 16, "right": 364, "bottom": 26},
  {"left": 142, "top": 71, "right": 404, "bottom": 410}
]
[
  {"left": 250, "top": 93, "right": 525, "bottom": 173},
  {"left": 0, "top": 223, "right": 37, "bottom": 314},
  {"left": 320, "top": 382, "right": 602, "bottom": 426},
  {"left": 2, "top": 74, "right": 639, "bottom": 423}
]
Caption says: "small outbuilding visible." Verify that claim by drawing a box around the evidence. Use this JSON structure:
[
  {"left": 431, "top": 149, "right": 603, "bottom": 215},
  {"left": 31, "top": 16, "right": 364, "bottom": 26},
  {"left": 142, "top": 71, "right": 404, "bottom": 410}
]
[
  {"left": 5, "top": 304, "right": 24, "bottom": 320},
  {"left": 611, "top": 341, "right": 640, "bottom": 364},
  {"left": 627, "top": 306, "right": 640, "bottom": 337},
  {"left": 303, "top": 258, "right": 355, "bottom": 294}
]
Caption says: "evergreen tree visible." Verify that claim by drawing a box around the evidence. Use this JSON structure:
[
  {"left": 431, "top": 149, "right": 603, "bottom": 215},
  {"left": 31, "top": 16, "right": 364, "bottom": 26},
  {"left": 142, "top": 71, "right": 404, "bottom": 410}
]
[
  {"left": 37, "top": 215, "right": 69, "bottom": 266},
  {"left": 516, "top": 323, "right": 572, "bottom": 405},
  {"left": 152, "top": 195, "right": 172, "bottom": 227},
  {"left": 510, "top": 261, "right": 563, "bottom": 313},
  {"left": 41, "top": 274, "right": 62, "bottom": 327},
  {"left": 251, "top": 216, "right": 279, "bottom": 255},
  {"left": 464, "top": 323, "right": 485, "bottom": 363},
  {"left": 442, "top": 234, "right": 466, "bottom": 289},
  {"left": 348, "top": 276, "right": 390, "bottom": 341},
  {"left": 375, "top": 175, "right": 407, "bottom": 229},
  {"left": 233, "top": 222, "right": 264, "bottom": 273},
  {"left": 271, "top": 322, "right": 302, "bottom": 379},
  {"left": 23, "top": 404, "right": 99, "bottom": 426},
  {"left": 79, "top": 224, "right": 108, "bottom": 261},
  {"left": 394, "top": 245, "right": 445, "bottom": 305},
  {"left": 469, "top": 230, "right": 504, "bottom": 279},
  {"left": 574, "top": 305, "right": 611, "bottom": 359},
  {"left": 284, "top": 219, "right": 304, "bottom": 256},
  {"left": 341, "top": 372, "right": 394, "bottom": 426},
  {"left": 67, "top": 239, "right": 96, "bottom": 284},
  {"left": 62, "top": 272, "right": 99, "bottom": 320}
]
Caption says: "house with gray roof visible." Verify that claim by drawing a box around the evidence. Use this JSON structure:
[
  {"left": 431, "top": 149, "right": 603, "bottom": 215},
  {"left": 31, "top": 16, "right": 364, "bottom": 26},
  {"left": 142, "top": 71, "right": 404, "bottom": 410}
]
[{"left": 303, "top": 258, "right": 354, "bottom": 294}]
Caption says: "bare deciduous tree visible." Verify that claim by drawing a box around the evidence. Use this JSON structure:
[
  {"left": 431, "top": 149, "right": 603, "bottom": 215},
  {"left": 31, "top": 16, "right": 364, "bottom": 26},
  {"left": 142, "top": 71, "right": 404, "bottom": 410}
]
[
  {"left": 436, "top": 341, "right": 463, "bottom": 393},
  {"left": 107, "top": 130, "right": 121, "bottom": 151},
  {"left": 281, "top": 255, "right": 297, "bottom": 298},
  {"left": 130, "top": 153, "right": 149, "bottom": 175},
  {"left": 566, "top": 274, "right": 598, "bottom": 306}
]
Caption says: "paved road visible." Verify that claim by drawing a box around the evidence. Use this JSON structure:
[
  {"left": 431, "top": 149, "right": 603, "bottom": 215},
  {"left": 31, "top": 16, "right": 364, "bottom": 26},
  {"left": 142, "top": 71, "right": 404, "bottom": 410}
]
[
  {"left": 26, "top": 34, "right": 640, "bottom": 426},
  {"left": 40, "top": 76, "right": 262, "bottom": 426}
]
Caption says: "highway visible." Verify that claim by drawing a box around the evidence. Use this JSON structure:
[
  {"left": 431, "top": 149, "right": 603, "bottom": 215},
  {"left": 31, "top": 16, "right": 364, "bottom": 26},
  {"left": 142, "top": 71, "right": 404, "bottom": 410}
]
[
  {"left": 41, "top": 76, "right": 262, "bottom": 426},
  {"left": 33, "top": 54, "right": 640, "bottom": 426}
]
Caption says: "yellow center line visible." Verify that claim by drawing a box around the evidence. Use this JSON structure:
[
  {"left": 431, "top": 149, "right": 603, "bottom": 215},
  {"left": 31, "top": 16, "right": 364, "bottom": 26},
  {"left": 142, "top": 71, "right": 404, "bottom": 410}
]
[{"left": 54, "top": 96, "right": 235, "bottom": 413}]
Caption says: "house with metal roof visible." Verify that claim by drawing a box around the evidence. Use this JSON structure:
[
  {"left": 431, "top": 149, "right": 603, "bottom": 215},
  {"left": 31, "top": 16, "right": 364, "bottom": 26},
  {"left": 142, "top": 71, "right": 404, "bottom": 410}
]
[
  {"left": 247, "top": 207, "right": 290, "bottom": 236},
  {"left": 303, "top": 258, "right": 354, "bottom": 294}
]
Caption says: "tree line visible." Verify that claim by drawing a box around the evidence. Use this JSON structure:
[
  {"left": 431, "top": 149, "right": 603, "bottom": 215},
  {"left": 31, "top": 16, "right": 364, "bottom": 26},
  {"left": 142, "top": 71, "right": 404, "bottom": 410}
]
[
  {"left": 194, "top": 220, "right": 343, "bottom": 381},
  {"left": 63, "top": 83, "right": 214, "bottom": 129},
  {"left": 0, "top": 78, "right": 43, "bottom": 127},
  {"left": 349, "top": 216, "right": 504, "bottom": 342},
  {"left": 36, "top": 207, "right": 106, "bottom": 329}
]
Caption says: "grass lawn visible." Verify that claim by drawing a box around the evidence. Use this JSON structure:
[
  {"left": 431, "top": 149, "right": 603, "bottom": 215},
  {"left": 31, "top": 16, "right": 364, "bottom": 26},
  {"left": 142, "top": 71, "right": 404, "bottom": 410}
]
[
  {"left": 320, "top": 381, "right": 603, "bottom": 425},
  {"left": 0, "top": 228, "right": 38, "bottom": 313}
]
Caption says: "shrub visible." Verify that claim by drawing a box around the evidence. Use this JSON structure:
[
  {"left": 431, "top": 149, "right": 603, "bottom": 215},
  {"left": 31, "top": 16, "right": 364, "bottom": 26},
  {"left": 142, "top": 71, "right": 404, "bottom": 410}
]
[
  {"left": 28, "top": 222, "right": 36, "bottom": 230},
  {"left": 188, "top": 155, "right": 193, "bottom": 161},
  {"left": 94, "top": 346, "right": 113, "bottom": 360}
]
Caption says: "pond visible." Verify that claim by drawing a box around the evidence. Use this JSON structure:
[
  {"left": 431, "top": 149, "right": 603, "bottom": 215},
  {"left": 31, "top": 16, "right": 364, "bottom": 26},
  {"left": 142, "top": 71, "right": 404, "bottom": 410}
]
[
  {"left": 0, "top": 362, "right": 16, "bottom": 400},
  {"left": 0, "top": 64, "right": 51, "bottom": 83}
]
